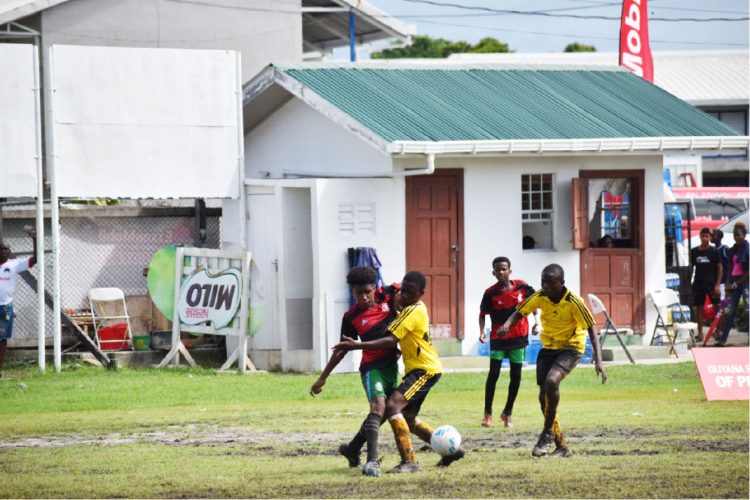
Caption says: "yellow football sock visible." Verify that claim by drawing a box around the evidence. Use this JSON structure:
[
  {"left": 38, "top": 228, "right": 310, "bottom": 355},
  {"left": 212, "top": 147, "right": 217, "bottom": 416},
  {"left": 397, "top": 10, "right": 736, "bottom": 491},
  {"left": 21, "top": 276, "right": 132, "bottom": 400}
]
[
  {"left": 412, "top": 420, "right": 434, "bottom": 445},
  {"left": 389, "top": 414, "right": 415, "bottom": 463},
  {"left": 553, "top": 418, "right": 567, "bottom": 448}
]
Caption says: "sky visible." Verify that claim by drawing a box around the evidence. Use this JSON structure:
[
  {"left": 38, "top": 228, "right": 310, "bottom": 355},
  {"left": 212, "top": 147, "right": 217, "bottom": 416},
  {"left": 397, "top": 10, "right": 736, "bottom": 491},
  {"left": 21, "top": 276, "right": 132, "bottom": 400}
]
[{"left": 356, "top": 0, "right": 749, "bottom": 56}]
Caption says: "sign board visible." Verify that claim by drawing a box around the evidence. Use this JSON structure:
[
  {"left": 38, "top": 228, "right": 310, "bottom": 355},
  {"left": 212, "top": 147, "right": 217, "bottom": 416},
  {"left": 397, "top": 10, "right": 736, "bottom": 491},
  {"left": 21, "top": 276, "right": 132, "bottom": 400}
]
[
  {"left": 158, "top": 247, "right": 255, "bottom": 373},
  {"left": 0, "top": 43, "right": 38, "bottom": 196},
  {"left": 692, "top": 347, "right": 750, "bottom": 401},
  {"left": 49, "top": 44, "right": 242, "bottom": 198},
  {"left": 178, "top": 267, "right": 242, "bottom": 329}
]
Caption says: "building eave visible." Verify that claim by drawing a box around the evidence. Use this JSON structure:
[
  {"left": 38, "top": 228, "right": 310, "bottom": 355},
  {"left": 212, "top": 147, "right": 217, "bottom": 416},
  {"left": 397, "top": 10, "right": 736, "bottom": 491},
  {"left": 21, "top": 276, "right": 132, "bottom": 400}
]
[{"left": 388, "top": 136, "right": 750, "bottom": 156}]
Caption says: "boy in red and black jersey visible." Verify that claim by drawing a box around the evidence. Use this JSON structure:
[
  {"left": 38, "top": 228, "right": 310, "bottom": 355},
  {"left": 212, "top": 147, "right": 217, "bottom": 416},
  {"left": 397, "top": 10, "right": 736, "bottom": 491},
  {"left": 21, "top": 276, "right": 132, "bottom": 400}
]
[
  {"left": 310, "top": 266, "right": 400, "bottom": 477},
  {"left": 340, "top": 285, "right": 401, "bottom": 374},
  {"left": 478, "top": 257, "right": 536, "bottom": 429}
]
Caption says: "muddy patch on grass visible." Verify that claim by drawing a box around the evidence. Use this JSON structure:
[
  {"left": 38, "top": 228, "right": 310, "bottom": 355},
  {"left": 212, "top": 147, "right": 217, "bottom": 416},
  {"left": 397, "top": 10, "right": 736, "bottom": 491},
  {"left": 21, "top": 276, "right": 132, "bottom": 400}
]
[{"left": 0, "top": 424, "right": 746, "bottom": 457}]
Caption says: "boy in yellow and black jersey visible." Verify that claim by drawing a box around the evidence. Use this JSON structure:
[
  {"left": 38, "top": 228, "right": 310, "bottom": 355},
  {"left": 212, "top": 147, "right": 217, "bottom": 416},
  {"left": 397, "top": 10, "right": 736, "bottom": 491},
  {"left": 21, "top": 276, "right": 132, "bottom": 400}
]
[
  {"left": 500, "top": 263, "right": 606, "bottom": 458},
  {"left": 336, "top": 271, "right": 464, "bottom": 474}
]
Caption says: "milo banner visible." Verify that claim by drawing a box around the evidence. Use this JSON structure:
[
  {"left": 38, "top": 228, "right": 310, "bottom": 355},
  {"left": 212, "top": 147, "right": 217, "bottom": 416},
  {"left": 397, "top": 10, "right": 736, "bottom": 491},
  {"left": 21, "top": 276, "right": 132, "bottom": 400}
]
[
  {"left": 619, "top": 0, "right": 654, "bottom": 82},
  {"left": 178, "top": 267, "right": 242, "bottom": 329},
  {"left": 149, "top": 245, "right": 257, "bottom": 373}
]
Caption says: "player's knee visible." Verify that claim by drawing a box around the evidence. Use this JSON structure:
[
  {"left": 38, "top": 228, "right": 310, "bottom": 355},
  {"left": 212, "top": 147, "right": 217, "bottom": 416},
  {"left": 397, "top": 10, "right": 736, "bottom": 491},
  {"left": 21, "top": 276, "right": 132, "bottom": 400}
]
[
  {"left": 543, "top": 375, "right": 560, "bottom": 393},
  {"left": 369, "top": 397, "right": 386, "bottom": 416}
]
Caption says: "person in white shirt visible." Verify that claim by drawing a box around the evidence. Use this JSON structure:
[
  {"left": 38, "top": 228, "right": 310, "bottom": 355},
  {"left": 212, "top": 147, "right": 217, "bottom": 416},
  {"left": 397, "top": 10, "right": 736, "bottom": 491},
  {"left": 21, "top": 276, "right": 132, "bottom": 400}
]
[{"left": 0, "top": 227, "right": 37, "bottom": 376}]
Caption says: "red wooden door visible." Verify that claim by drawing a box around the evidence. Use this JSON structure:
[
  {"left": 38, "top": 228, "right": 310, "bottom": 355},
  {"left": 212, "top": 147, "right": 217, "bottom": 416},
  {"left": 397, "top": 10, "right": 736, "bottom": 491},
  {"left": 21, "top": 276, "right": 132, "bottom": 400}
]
[
  {"left": 406, "top": 170, "right": 464, "bottom": 340},
  {"left": 575, "top": 171, "right": 645, "bottom": 333}
]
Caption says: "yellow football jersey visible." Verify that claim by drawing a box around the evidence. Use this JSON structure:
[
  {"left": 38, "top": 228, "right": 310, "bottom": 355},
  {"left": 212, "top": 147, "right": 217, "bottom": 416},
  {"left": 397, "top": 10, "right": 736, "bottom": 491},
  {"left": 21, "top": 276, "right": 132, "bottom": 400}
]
[
  {"left": 387, "top": 301, "right": 442, "bottom": 374},
  {"left": 517, "top": 289, "right": 595, "bottom": 353}
]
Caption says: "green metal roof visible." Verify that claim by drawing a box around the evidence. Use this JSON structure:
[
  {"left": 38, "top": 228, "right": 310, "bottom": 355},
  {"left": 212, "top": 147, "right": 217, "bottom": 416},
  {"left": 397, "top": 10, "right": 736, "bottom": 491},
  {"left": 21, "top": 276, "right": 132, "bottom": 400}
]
[{"left": 280, "top": 66, "right": 739, "bottom": 143}]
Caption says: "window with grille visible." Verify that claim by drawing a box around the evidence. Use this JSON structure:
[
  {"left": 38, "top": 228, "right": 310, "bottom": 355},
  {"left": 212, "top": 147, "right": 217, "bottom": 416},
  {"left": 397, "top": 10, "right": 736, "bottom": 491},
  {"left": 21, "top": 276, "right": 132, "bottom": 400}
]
[{"left": 521, "top": 173, "right": 554, "bottom": 250}]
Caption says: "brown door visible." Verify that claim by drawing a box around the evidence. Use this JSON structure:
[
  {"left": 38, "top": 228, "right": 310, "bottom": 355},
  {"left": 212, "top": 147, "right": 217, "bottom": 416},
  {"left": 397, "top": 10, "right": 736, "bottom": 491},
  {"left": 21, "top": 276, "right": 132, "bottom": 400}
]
[
  {"left": 406, "top": 169, "right": 464, "bottom": 340},
  {"left": 575, "top": 170, "right": 645, "bottom": 333}
]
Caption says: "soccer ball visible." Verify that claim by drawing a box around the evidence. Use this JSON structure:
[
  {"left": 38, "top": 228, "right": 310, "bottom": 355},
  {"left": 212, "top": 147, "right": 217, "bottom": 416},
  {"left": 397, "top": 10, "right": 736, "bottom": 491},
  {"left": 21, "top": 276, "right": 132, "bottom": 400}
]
[{"left": 430, "top": 424, "right": 462, "bottom": 456}]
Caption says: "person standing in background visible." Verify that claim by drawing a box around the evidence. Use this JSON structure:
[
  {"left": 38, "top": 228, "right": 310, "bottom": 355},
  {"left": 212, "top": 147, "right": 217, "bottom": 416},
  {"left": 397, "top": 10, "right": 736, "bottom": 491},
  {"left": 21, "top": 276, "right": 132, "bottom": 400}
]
[
  {"left": 0, "top": 226, "right": 38, "bottom": 377},
  {"left": 690, "top": 227, "right": 722, "bottom": 342},
  {"left": 716, "top": 222, "right": 749, "bottom": 346},
  {"left": 478, "top": 257, "right": 536, "bottom": 428}
]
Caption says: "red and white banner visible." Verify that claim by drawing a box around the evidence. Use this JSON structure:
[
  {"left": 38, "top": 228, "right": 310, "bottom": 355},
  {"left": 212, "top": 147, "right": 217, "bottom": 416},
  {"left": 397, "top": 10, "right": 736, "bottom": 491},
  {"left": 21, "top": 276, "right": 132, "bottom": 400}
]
[
  {"left": 619, "top": 0, "right": 654, "bottom": 82},
  {"left": 692, "top": 347, "right": 750, "bottom": 401}
]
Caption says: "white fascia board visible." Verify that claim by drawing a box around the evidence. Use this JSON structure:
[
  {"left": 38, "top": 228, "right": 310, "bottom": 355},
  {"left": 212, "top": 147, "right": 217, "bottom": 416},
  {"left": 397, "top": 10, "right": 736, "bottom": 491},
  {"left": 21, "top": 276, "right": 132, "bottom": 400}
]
[
  {"left": 0, "top": 0, "right": 70, "bottom": 25},
  {"left": 331, "top": 0, "right": 416, "bottom": 38},
  {"left": 690, "top": 99, "right": 750, "bottom": 108},
  {"left": 273, "top": 68, "right": 391, "bottom": 155},
  {"left": 242, "top": 65, "right": 277, "bottom": 105},
  {"left": 388, "top": 136, "right": 750, "bottom": 156}
]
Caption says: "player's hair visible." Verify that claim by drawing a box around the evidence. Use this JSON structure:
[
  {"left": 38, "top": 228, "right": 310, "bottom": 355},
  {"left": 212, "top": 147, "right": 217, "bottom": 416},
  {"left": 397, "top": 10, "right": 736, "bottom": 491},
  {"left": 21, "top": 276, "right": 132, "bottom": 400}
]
[
  {"left": 347, "top": 266, "right": 378, "bottom": 287},
  {"left": 699, "top": 227, "right": 712, "bottom": 235},
  {"left": 714, "top": 228, "right": 724, "bottom": 239},
  {"left": 734, "top": 221, "right": 747, "bottom": 235},
  {"left": 492, "top": 256, "right": 510, "bottom": 267},
  {"left": 542, "top": 263, "right": 565, "bottom": 280},
  {"left": 402, "top": 270, "right": 426, "bottom": 291}
]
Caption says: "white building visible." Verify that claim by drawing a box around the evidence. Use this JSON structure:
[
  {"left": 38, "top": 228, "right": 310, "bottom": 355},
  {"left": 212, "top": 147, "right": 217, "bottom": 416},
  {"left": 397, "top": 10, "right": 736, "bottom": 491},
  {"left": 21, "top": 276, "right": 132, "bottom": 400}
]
[{"left": 226, "top": 61, "right": 748, "bottom": 372}]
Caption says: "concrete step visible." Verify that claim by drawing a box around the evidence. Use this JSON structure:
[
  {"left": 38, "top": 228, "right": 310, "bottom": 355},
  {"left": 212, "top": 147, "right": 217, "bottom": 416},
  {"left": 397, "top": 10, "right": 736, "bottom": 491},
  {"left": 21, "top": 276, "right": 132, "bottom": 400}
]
[
  {"left": 600, "top": 333, "right": 645, "bottom": 347},
  {"left": 63, "top": 347, "right": 226, "bottom": 368},
  {"left": 441, "top": 355, "right": 488, "bottom": 371},
  {"left": 442, "top": 343, "right": 677, "bottom": 371},
  {"left": 433, "top": 339, "right": 463, "bottom": 357},
  {"left": 602, "top": 344, "right": 674, "bottom": 362}
]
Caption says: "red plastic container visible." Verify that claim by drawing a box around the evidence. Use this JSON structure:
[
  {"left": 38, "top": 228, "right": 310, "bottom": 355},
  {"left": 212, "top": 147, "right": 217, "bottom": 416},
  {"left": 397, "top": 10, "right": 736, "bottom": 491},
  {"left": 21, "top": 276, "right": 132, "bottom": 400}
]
[{"left": 97, "top": 323, "right": 130, "bottom": 351}]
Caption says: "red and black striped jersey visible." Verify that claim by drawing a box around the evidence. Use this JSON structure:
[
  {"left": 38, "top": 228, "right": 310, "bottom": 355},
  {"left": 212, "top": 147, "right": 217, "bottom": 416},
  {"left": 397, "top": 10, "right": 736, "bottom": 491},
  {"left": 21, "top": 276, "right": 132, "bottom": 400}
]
[
  {"left": 480, "top": 279, "right": 535, "bottom": 350},
  {"left": 341, "top": 283, "right": 401, "bottom": 373}
]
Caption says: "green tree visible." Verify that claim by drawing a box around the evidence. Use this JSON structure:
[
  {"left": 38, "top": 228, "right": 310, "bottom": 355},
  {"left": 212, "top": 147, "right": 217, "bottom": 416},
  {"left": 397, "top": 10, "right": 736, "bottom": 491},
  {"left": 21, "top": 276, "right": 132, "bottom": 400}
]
[
  {"left": 372, "top": 35, "right": 510, "bottom": 59},
  {"left": 469, "top": 37, "right": 510, "bottom": 54},
  {"left": 564, "top": 42, "right": 597, "bottom": 52}
]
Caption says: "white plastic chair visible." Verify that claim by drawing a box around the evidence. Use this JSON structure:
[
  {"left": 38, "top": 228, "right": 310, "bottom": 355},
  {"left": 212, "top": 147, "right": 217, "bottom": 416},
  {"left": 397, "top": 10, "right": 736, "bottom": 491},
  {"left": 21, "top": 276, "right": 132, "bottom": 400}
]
[
  {"left": 588, "top": 293, "right": 635, "bottom": 364},
  {"left": 89, "top": 288, "right": 133, "bottom": 351},
  {"left": 647, "top": 288, "right": 698, "bottom": 358}
]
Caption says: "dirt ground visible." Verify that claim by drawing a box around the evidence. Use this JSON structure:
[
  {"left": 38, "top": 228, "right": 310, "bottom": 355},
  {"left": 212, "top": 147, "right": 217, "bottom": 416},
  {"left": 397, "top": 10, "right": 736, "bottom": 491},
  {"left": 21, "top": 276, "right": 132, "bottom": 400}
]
[{"left": 1, "top": 424, "right": 746, "bottom": 456}]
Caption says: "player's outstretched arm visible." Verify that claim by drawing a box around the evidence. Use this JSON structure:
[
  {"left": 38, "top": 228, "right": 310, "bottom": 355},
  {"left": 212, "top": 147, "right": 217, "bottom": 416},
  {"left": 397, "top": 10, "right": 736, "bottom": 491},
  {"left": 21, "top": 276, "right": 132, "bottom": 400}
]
[
  {"left": 310, "top": 348, "right": 347, "bottom": 396},
  {"left": 497, "top": 311, "right": 522, "bottom": 337},
  {"left": 335, "top": 334, "right": 398, "bottom": 352},
  {"left": 23, "top": 225, "right": 37, "bottom": 267}
]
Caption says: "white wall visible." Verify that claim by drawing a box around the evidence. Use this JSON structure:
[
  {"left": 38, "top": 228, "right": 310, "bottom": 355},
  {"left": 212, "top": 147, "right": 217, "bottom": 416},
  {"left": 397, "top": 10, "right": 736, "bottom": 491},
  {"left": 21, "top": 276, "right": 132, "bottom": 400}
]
[
  {"left": 310, "top": 178, "right": 406, "bottom": 371},
  {"left": 41, "top": 0, "right": 301, "bottom": 83},
  {"left": 245, "top": 99, "right": 393, "bottom": 179},
  {"left": 452, "top": 155, "right": 664, "bottom": 355},
  {"left": 236, "top": 101, "right": 405, "bottom": 371}
]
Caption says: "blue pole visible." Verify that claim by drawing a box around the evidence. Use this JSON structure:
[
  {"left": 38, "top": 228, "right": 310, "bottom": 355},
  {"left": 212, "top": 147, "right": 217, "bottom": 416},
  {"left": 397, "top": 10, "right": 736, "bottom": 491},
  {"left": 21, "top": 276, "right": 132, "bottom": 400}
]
[{"left": 349, "top": 9, "right": 356, "bottom": 62}]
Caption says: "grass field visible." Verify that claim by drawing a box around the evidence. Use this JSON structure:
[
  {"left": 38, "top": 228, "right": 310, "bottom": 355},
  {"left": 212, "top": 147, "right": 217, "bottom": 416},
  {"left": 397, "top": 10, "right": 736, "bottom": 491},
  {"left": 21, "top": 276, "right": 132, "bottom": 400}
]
[{"left": 0, "top": 361, "right": 747, "bottom": 498}]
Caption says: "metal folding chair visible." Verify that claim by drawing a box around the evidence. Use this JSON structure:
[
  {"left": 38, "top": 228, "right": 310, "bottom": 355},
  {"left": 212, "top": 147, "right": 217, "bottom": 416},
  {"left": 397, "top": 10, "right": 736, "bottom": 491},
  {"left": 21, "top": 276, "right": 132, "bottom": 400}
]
[
  {"left": 587, "top": 293, "right": 635, "bottom": 364},
  {"left": 89, "top": 287, "right": 133, "bottom": 351},
  {"left": 647, "top": 288, "right": 698, "bottom": 358}
]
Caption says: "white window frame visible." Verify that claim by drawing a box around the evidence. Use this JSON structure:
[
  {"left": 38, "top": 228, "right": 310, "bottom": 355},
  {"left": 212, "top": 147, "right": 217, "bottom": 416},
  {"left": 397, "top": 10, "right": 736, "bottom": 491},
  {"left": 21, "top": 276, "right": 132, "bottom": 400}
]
[{"left": 521, "top": 173, "right": 556, "bottom": 250}]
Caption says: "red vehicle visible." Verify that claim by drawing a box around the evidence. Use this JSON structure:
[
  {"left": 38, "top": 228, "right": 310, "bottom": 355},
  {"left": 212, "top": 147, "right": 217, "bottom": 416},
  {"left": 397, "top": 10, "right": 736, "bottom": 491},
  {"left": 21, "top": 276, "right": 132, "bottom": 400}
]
[{"left": 672, "top": 187, "right": 749, "bottom": 239}]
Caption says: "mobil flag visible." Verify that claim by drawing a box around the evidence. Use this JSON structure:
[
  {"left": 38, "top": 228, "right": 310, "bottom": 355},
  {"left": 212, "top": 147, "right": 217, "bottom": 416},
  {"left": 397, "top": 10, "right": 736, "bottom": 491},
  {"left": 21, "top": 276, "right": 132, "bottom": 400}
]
[{"left": 619, "top": 0, "right": 654, "bottom": 82}]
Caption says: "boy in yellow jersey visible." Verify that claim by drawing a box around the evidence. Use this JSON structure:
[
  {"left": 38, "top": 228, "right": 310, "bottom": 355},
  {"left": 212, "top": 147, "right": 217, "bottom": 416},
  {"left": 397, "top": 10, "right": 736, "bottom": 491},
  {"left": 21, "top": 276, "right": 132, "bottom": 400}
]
[
  {"left": 336, "top": 271, "right": 464, "bottom": 473},
  {"left": 500, "top": 264, "right": 606, "bottom": 458}
]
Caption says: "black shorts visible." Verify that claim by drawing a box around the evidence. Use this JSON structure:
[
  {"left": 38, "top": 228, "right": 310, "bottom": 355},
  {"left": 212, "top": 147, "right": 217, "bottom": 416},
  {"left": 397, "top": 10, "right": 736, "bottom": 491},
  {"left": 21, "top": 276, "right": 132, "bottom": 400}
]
[
  {"left": 397, "top": 369, "right": 441, "bottom": 416},
  {"left": 536, "top": 348, "right": 581, "bottom": 386},
  {"left": 692, "top": 282, "right": 716, "bottom": 307}
]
